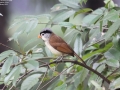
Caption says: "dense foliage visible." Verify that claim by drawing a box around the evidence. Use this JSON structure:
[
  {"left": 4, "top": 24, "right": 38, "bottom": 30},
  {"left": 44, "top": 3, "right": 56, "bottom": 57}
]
[{"left": 0, "top": 0, "right": 120, "bottom": 90}]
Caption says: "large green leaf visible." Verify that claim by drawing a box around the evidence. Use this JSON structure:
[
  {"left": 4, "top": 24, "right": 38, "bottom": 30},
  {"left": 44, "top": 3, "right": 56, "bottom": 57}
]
[
  {"left": 4, "top": 66, "right": 20, "bottom": 84},
  {"left": 106, "top": 59, "right": 119, "bottom": 68},
  {"left": 105, "top": 19, "right": 120, "bottom": 40},
  {"left": 21, "top": 74, "right": 42, "bottom": 90},
  {"left": 54, "top": 83, "right": 67, "bottom": 90},
  {"left": 47, "top": 79, "right": 59, "bottom": 90},
  {"left": 25, "top": 18, "right": 38, "bottom": 34},
  {"left": 67, "top": 84, "right": 76, "bottom": 90},
  {"left": 58, "top": 22, "right": 74, "bottom": 29},
  {"left": 25, "top": 60, "right": 39, "bottom": 70},
  {"left": 0, "top": 50, "right": 16, "bottom": 62},
  {"left": 103, "top": 9, "right": 119, "bottom": 22},
  {"left": 73, "top": 68, "right": 89, "bottom": 88},
  {"left": 79, "top": 68, "right": 89, "bottom": 84},
  {"left": 74, "top": 34, "right": 83, "bottom": 56},
  {"left": 24, "top": 37, "right": 38, "bottom": 49},
  {"left": 109, "top": 77, "right": 120, "bottom": 89},
  {"left": 8, "top": 31, "right": 22, "bottom": 43},
  {"left": 104, "top": 48, "right": 120, "bottom": 60},
  {"left": 59, "top": 0, "right": 80, "bottom": 9},
  {"left": 1, "top": 56, "right": 14, "bottom": 76},
  {"left": 49, "top": 10, "right": 75, "bottom": 24},
  {"left": 82, "top": 7, "right": 105, "bottom": 24},
  {"left": 91, "top": 80, "right": 103, "bottom": 90},
  {"left": 82, "top": 42, "right": 113, "bottom": 60}
]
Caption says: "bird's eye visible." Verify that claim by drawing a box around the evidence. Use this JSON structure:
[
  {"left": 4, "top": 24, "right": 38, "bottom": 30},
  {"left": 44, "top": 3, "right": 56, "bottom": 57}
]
[{"left": 42, "top": 33, "right": 44, "bottom": 36}]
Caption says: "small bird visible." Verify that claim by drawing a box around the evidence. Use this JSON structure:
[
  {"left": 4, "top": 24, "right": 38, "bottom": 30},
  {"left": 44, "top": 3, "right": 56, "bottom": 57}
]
[{"left": 38, "top": 28, "right": 86, "bottom": 65}]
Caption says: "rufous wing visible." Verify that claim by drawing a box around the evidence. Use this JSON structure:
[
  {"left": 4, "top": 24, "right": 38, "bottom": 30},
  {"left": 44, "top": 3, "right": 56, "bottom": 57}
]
[{"left": 49, "top": 33, "right": 74, "bottom": 56}]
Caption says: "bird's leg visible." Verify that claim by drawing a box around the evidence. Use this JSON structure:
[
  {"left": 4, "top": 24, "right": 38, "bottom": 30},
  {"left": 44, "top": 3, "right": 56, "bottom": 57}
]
[{"left": 57, "top": 54, "right": 64, "bottom": 62}]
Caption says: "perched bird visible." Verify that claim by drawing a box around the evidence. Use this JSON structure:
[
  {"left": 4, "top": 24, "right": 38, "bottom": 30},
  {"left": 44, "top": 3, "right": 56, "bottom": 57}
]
[{"left": 38, "top": 28, "right": 86, "bottom": 65}]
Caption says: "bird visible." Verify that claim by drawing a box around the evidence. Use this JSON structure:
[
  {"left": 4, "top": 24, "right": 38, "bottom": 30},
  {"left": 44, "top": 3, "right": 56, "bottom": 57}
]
[{"left": 38, "top": 28, "right": 86, "bottom": 65}]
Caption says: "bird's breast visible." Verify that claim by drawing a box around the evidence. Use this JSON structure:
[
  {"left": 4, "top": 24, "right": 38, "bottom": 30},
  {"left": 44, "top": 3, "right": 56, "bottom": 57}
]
[{"left": 45, "top": 41, "right": 62, "bottom": 55}]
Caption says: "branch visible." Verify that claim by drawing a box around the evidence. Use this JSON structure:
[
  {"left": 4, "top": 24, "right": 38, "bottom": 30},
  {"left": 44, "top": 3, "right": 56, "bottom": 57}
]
[
  {"left": 0, "top": 43, "right": 24, "bottom": 55},
  {"left": 10, "top": 57, "right": 111, "bottom": 84},
  {"left": 106, "top": 68, "right": 119, "bottom": 78},
  {"left": 38, "top": 22, "right": 108, "bottom": 30},
  {"left": 38, "top": 60, "right": 110, "bottom": 84},
  {"left": 36, "top": 67, "right": 49, "bottom": 90},
  {"left": 39, "top": 64, "right": 74, "bottom": 90}
]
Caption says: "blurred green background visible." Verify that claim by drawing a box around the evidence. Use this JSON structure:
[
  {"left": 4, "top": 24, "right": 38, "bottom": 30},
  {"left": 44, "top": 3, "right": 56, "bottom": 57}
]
[{"left": 0, "top": 0, "right": 119, "bottom": 52}]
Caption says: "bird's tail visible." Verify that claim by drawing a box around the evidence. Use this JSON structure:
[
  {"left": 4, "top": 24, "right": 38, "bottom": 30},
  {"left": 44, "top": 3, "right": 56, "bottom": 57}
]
[{"left": 74, "top": 52, "right": 86, "bottom": 65}]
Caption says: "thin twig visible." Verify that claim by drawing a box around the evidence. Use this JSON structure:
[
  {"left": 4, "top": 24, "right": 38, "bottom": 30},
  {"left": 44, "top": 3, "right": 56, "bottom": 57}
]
[
  {"left": 39, "top": 64, "right": 74, "bottom": 90},
  {"left": 9, "top": 70, "right": 34, "bottom": 90},
  {"left": 16, "top": 70, "right": 34, "bottom": 84},
  {"left": 0, "top": 43, "right": 23, "bottom": 55},
  {"left": 38, "top": 22, "right": 109, "bottom": 30},
  {"left": 36, "top": 67, "right": 49, "bottom": 90},
  {"left": 2, "top": 85, "right": 6, "bottom": 90},
  {"left": 101, "top": 68, "right": 119, "bottom": 86},
  {"left": 106, "top": 68, "right": 119, "bottom": 78}
]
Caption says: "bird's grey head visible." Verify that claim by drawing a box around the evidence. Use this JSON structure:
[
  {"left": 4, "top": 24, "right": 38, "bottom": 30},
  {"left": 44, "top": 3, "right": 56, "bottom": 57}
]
[{"left": 40, "top": 28, "right": 53, "bottom": 41}]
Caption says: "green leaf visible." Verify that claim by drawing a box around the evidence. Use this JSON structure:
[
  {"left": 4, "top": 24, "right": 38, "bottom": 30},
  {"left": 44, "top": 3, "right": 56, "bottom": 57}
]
[
  {"left": 25, "top": 19, "right": 38, "bottom": 34},
  {"left": 13, "top": 66, "right": 21, "bottom": 86},
  {"left": 74, "top": 8, "right": 93, "bottom": 17},
  {"left": 4, "top": 66, "right": 20, "bottom": 84},
  {"left": 21, "top": 74, "right": 42, "bottom": 90},
  {"left": 104, "top": 0, "right": 115, "bottom": 9},
  {"left": 109, "top": 77, "right": 120, "bottom": 89},
  {"left": 82, "top": 7, "right": 105, "bottom": 24},
  {"left": 103, "top": 10, "right": 119, "bottom": 22},
  {"left": 113, "top": 34, "right": 120, "bottom": 51},
  {"left": 54, "top": 83, "right": 67, "bottom": 90},
  {"left": 1, "top": 56, "right": 14, "bottom": 76},
  {"left": 67, "top": 84, "right": 76, "bottom": 90},
  {"left": 82, "top": 42, "right": 113, "bottom": 60},
  {"left": 72, "top": 71, "right": 81, "bottom": 88},
  {"left": 8, "top": 31, "right": 22, "bottom": 43},
  {"left": 30, "top": 53, "right": 44, "bottom": 59},
  {"left": 73, "top": 68, "right": 89, "bottom": 88},
  {"left": 105, "top": 19, "right": 120, "bottom": 40},
  {"left": 37, "top": 14, "right": 51, "bottom": 19},
  {"left": 106, "top": 59, "right": 119, "bottom": 68},
  {"left": 79, "top": 68, "right": 89, "bottom": 84},
  {"left": 8, "top": 19, "right": 23, "bottom": 30},
  {"left": 59, "top": 0, "right": 80, "bottom": 9},
  {"left": 104, "top": 48, "right": 120, "bottom": 61},
  {"left": 50, "top": 10, "right": 75, "bottom": 24},
  {"left": 58, "top": 22, "right": 74, "bottom": 28},
  {"left": 51, "top": 4, "right": 68, "bottom": 12},
  {"left": 0, "top": 50, "right": 15, "bottom": 62},
  {"left": 91, "top": 80, "right": 103, "bottom": 90},
  {"left": 97, "top": 64, "right": 105, "bottom": 73},
  {"left": 24, "top": 37, "right": 38, "bottom": 49},
  {"left": 74, "top": 34, "right": 82, "bottom": 56},
  {"left": 25, "top": 60, "right": 39, "bottom": 70},
  {"left": 47, "top": 79, "right": 59, "bottom": 90}
]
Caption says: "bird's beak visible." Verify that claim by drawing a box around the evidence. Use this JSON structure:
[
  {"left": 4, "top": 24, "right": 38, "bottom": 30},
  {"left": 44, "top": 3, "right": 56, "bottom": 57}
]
[{"left": 38, "top": 35, "right": 41, "bottom": 38}]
